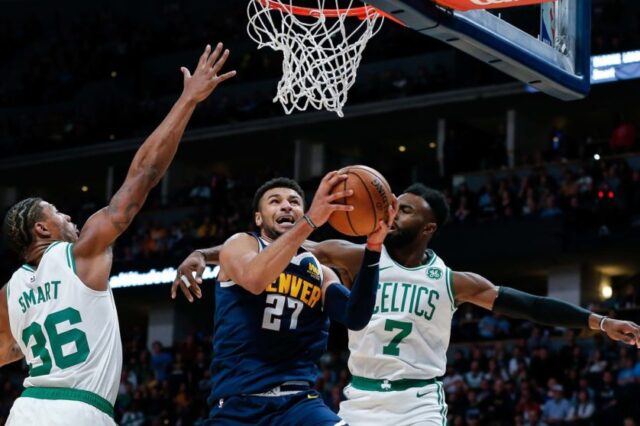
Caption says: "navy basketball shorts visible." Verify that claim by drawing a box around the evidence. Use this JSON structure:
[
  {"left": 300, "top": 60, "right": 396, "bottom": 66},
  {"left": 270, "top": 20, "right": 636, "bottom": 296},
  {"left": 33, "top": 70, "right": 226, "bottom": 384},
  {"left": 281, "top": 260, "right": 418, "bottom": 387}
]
[{"left": 206, "top": 390, "right": 347, "bottom": 426}]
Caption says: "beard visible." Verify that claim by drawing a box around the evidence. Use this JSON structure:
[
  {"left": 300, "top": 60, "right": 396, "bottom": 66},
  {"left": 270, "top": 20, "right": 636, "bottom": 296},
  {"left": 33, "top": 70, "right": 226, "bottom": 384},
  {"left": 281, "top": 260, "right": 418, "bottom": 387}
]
[
  {"left": 261, "top": 225, "right": 284, "bottom": 241},
  {"left": 384, "top": 227, "right": 416, "bottom": 249}
]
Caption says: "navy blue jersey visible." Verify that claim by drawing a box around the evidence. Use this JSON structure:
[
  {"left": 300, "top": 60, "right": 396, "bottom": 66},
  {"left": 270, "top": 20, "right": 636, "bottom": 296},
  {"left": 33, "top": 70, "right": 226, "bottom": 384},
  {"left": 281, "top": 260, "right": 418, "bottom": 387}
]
[{"left": 209, "top": 234, "right": 330, "bottom": 402}]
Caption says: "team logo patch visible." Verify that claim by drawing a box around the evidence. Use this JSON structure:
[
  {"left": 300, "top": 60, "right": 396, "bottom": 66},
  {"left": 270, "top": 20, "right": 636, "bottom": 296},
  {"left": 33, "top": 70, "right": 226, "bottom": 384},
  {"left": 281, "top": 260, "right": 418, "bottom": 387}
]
[
  {"left": 307, "top": 263, "right": 320, "bottom": 281},
  {"left": 426, "top": 267, "right": 443, "bottom": 280}
]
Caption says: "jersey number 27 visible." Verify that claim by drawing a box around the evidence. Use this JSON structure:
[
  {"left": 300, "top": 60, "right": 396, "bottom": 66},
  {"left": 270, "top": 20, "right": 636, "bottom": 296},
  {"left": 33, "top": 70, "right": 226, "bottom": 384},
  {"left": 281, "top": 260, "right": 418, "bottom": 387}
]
[{"left": 262, "top": 294, "right": 304, "bottom": 331}]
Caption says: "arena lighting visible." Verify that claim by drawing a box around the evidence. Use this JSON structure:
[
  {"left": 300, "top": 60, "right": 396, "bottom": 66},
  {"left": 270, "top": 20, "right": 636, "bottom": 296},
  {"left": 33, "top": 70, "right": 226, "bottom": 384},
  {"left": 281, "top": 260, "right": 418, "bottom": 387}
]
[
  {"left": 528, "top": 48, "right": 640, "bottom": 92},
  {"left": 591, "top": 49, "right": 640, "bottom": 84},
  {"left": 109, "top": 266, "right": 220, "bottom": 289},
  {"left": 601, "top": 284, "right": 613, "bottom": 299}
]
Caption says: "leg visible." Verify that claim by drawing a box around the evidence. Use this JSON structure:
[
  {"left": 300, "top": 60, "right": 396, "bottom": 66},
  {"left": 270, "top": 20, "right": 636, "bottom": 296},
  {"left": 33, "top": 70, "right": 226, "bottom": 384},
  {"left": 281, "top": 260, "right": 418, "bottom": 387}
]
[{"left": 282, "top": 391, "right": 347, "bottom": 426}]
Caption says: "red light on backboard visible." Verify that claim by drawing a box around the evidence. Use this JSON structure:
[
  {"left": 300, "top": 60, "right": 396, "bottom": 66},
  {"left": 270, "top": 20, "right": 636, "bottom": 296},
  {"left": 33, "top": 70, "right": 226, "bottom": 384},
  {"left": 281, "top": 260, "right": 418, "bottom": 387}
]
[{"left": 434, "top": 0, "right": 555, "bottom": 12}]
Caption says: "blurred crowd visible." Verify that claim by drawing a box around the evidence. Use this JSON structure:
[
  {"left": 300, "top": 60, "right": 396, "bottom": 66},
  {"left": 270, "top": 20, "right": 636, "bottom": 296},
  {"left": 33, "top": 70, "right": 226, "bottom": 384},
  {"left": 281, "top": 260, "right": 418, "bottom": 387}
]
[
  {"left": 2, "top": 311, "right": 640, "bottom": 425},
  {"left": 100, "top": 155, "right": 640, "bottom": 269},
  {"left": 448, "top": 158, "right": 640, "bottom": 233},
  {"left": 1, "top": 0, "right": 639, "bottom": 154}
]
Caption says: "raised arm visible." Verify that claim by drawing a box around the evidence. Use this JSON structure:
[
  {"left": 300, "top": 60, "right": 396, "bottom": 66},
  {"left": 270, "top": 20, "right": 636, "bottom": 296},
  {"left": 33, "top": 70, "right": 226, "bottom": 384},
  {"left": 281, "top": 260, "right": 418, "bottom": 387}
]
[
  {"left": 72, "top": 43, "right": 235, "bottom": 291},
  {"left": 303, "top": 239, "right": 365, "bottom": 288},
  {"left": 453, "top": 271, "right": 640, "bottom": 348},
  {"left": 218, "top": 172, "right": 353, "bottom": 295},
  {"left": 320, "top": 202, "right": 396, "bottom": 330},
  {"left": 0, "top": 285, "right": 24, "bottom": 367}
]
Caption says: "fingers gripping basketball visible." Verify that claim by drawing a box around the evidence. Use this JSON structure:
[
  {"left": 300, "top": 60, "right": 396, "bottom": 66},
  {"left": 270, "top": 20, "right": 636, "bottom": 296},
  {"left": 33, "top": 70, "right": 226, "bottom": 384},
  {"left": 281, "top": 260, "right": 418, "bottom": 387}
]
[{"left": 328, "top": 165, "right": 393, "bottom": 236}]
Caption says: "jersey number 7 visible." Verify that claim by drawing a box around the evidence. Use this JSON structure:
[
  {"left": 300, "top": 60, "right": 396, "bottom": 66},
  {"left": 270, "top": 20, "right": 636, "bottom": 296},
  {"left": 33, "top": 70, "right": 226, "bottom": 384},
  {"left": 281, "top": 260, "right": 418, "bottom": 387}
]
[{"left": 382, "top": 319, "right": 413, "bottom": 356}]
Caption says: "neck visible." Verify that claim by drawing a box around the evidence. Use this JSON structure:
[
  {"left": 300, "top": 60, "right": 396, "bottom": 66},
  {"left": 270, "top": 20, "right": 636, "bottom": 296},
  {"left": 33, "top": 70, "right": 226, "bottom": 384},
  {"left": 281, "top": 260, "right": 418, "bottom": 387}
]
[
  {"left": 23, "top": 240, "right": 56, "bottom": 267},
  {"left": 385, "top": 238, "right": 430, "bottom": 268}
]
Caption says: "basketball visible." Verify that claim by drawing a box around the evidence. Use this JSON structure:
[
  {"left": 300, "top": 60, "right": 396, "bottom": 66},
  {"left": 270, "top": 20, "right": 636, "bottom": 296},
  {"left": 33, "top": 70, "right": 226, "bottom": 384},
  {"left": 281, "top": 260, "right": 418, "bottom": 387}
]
[{"left": 328, "top": 165, "right": 393, "bottom": 237}]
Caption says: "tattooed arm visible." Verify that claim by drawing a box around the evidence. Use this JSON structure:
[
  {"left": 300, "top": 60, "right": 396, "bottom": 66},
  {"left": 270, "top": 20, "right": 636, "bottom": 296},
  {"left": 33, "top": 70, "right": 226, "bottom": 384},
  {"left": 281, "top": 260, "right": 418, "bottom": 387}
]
[
  {"left": 73, "top": 44, "right": 235, "bottom": 291},
  {"left": 0, "top": 286, "right": 23, "bottom": 367}
]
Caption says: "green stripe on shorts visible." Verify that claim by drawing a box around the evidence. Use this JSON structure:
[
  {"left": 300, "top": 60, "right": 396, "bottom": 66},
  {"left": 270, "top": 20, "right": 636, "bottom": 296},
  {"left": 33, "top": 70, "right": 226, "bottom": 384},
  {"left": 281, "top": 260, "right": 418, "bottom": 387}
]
[{"left": 22, "top": 387, "right": 114, "bottom": 418}]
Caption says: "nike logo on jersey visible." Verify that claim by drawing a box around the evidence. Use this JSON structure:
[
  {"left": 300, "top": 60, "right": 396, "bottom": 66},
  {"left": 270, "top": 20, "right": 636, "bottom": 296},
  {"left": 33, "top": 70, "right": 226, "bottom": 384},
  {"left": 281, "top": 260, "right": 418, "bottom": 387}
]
[
  {"left": 307, "top": 393, "right": 320, "bottom": 400},
  {"left": 417, "top": 391, "right": 429, "bottom": 398}
]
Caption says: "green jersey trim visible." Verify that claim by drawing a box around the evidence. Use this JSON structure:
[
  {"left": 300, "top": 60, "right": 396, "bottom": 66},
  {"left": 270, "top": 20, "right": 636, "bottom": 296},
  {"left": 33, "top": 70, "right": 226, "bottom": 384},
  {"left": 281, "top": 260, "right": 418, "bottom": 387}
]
[
  {"left": 351, "top": 376, "right": 437, "bottom": 392},
  {"left": 20, "top": 265, "right": 35, "bottom": 273},
  {"left": 66, "top": 244, "right": 77, "bottom": 274},
  {"left": 386, "top": 249, "right": 438, "bottom": 271},
  {"left": 44, "top": 241, "right": 62, "bottom": 254},
  {"left": 436, "top": 382, "right": 447, "bottom": 425},
  {"left": 21, "top": 387, "right": 114, "bottom": 418},
  {"left": 445, "top": 267, "right": 457, "bottom": 310}
]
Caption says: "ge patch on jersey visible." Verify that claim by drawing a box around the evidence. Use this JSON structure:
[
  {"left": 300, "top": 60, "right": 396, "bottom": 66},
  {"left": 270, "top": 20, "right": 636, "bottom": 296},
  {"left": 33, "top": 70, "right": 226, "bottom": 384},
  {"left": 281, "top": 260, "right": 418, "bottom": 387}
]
[{"left": 426, "top": 267, "right": 442, "bottom": 280}]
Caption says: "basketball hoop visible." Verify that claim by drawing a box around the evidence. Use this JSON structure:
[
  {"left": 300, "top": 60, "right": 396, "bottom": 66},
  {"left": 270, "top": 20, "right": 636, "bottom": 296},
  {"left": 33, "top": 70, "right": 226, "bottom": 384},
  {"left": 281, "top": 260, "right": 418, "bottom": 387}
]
[{"left": 247, "top": 0, "right": 400, "bottom": 117}]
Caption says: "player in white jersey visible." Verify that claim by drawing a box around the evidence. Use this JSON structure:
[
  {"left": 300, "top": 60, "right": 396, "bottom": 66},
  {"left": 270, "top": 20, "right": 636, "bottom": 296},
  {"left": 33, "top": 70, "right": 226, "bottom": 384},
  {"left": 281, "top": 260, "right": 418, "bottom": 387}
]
[
  {"left": 311, "top": 183, "right": 640, "bottom": 426},
  {"left": 0, "top": 44, "right": 235, "bottom": 426},
  {"left": 172, "top": 183, "right": 640, "bottom": 426}
]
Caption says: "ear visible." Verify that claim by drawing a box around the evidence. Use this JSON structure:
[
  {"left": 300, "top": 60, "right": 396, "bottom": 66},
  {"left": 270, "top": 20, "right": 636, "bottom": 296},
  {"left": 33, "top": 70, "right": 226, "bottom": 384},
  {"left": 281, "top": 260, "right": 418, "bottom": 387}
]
[
  {"left": 424, "top": 222, "right": 437, "bottom": 237},
  {"left": 254, "top": 211, "right": 263, "bottom": 227},
  {"left": 33, "top": 220, "right": 52, "bottom": 239}
]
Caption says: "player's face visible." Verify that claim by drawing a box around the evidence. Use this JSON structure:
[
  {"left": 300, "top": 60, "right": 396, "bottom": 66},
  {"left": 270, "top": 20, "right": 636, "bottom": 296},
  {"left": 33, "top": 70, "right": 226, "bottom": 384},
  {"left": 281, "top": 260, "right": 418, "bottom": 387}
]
[
  {"left": 36, "top": 202, "right": 80, "bottom": 243},
  {"left": 385, "top": 193, "right": 436, "bottom": 248},
  {"left": 255, "top": 188, "right": 304, "bottom": 240}
]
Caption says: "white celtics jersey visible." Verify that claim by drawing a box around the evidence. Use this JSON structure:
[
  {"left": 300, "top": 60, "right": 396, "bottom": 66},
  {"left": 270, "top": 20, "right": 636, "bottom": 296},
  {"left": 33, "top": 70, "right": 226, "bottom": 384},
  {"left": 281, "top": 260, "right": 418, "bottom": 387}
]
[
  {"left": 6, "top": 241, "right": 122, "bottom": 404},
  {"left": 348, "top": 246, "right": 456, "bottom": 380}
]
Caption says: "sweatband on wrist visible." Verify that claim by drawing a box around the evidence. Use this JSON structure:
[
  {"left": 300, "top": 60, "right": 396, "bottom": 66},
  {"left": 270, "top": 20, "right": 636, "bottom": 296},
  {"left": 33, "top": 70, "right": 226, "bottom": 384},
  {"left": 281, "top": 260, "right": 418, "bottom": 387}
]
[
  {"left": 324, "top": 249, "right": 380, "bottom": 330},
  {"left": 302, "top": 214, "right": 318, "bottom": 229},
  {"left": 493, "top": 286, "right": 591, "bottom": 329}
]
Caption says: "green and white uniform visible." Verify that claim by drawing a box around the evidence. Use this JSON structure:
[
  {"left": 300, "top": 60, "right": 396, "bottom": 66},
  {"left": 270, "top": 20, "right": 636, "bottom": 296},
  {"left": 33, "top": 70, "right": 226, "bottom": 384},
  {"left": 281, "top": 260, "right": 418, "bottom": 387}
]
[
  {"left": 5, "top": 242, "right": 121, "bottom": 425},
  {"left": 339, "top": 246, "right": 456, "bottom": 426}
]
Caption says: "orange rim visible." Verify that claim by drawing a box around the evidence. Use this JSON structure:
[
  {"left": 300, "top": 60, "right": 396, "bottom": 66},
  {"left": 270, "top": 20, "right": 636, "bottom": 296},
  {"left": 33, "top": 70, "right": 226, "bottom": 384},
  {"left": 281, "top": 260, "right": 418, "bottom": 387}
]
[{"left": 255, "top": 0, "right": 405, "bottom": 26}]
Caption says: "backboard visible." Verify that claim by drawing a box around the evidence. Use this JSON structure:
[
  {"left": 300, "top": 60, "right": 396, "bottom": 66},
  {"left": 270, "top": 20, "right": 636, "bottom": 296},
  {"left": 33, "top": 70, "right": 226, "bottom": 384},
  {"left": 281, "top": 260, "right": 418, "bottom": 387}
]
[{"left": 364, "top": 0, "right": 591, "bottom": 100}]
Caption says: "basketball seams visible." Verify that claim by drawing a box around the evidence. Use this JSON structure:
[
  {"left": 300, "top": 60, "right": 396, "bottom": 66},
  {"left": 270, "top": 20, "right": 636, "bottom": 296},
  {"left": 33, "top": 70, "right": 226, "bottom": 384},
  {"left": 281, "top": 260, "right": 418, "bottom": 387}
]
[
  {"left": 352, "top": 165, "right": 391, "bottom": 220},
  {"left": 327, "top": 165, "right": 391, "bottom": 236},
  {"left": 343, "top": 168, "right": 359, "bottom": 236},
  {"left": 350, "top": 170, "right": 378, "bottom": 234}
]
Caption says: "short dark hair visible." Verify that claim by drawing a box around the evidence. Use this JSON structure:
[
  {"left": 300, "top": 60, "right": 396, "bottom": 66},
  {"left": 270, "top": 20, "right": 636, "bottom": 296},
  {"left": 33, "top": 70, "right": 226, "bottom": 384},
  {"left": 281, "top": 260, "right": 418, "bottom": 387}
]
[
  {"left": 2, "top": 197, "right": 45, "bottom": 259},
  {"left": 252, "top": 178, "right": 305, "bottom": 212},
  {"left": 403, "top": 184, "right": 450, "bottom": 229}
]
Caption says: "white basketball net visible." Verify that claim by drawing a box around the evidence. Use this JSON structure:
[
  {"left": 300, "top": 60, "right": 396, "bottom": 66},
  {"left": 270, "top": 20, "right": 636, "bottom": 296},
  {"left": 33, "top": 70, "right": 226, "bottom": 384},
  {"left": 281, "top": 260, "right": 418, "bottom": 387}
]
[{"left": 247, "top": 0, "right": 385, "bottom": 117}]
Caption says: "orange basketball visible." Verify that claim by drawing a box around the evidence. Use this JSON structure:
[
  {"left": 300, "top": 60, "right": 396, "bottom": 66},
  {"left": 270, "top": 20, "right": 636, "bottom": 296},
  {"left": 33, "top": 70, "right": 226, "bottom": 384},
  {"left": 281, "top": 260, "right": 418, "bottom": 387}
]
[{"left": 328, "top": 165, "right": 393, "bottom": 237}]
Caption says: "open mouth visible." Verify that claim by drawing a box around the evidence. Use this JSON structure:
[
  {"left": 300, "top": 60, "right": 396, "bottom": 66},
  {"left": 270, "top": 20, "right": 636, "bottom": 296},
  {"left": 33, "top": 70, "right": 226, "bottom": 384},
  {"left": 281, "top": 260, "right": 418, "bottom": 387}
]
[{"left": 276, "top": 216, "right": 295, "bottom": 226}]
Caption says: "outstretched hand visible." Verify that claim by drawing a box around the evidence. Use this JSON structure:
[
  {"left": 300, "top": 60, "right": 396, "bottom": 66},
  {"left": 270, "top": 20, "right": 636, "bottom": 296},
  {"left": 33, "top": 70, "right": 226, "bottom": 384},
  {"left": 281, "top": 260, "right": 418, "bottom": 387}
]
[
  {"left": 181, "top": 43, "right": 236, "bottom": 104},
  {"left": 366, "top": 194, "right": 398, "bottom": 249},
  {"left": 171, "top": 251, "right": 207, "bottom": 302},
  {"left": 602, "top": 318, "right": 640, "bottom": 348}
]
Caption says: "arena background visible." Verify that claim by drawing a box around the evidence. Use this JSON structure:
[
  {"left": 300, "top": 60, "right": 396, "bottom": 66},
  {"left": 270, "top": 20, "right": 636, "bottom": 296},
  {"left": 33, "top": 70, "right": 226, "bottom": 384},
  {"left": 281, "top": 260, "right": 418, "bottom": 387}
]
[{"left": 1, "top": 0, "right": 640, "bottom": 425}]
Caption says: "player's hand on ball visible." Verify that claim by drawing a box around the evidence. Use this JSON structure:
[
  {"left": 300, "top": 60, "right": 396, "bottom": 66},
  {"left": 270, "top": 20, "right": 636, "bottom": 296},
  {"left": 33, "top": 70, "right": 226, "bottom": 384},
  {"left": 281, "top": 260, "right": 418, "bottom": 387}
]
[
  {"left": 366, "top": 194, "right": 398, "bottom": 249},
  {"left": 306, "top": 171, "right": 354, "bottom": 228},
  {"left": 171, "top": 250, "right": 207, "bottom": 302},
  {"left": 180, "top": 43, "right": 236, "bottom": 104}
]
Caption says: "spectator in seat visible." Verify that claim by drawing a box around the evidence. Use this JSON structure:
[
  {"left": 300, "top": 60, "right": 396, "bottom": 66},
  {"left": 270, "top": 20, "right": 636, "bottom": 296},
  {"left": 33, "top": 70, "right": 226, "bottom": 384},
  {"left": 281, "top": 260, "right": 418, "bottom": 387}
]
[
  {"left": 542, "top": 384, "right": 571, "bottom": 425},
  {"left": 566, "top": 389, "right": 595, "bottom": 426}
]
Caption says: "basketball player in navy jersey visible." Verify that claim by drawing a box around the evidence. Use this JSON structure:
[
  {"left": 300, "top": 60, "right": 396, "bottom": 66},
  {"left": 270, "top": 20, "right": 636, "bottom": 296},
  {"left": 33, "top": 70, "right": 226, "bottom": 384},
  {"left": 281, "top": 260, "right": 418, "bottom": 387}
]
[
  {"left": 179, "top": 173, "right": 396, "bottom": 425},
  {"left": 175, "top": 183, "right": 639, "bottom": 426}
]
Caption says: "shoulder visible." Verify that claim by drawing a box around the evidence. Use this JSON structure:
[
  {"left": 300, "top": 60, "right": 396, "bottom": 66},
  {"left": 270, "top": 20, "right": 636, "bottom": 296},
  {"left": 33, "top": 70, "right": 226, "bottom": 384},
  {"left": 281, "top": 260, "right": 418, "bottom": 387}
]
[
  {"left": 223, "top": 233, "right": 259, "bottom": 249},
  {"left": 220, "top": 233, "right": 261, "bottom": 262}
]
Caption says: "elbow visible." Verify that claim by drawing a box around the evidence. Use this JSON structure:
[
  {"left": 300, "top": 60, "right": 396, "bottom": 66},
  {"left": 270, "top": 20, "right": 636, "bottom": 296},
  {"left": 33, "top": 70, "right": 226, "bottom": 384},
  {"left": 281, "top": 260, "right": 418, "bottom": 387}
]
[
  {"left": 344, "top": 312, "right": 373, "bottom": 331},
  {"left": 242, "top": 275, "right": 267, "bottom": 295},
  {"left": 246, "top": 285, "right": 265, "bottom": 296},
  {"left": 345, "top": 320, "right": 369, "bottom": 331}
]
